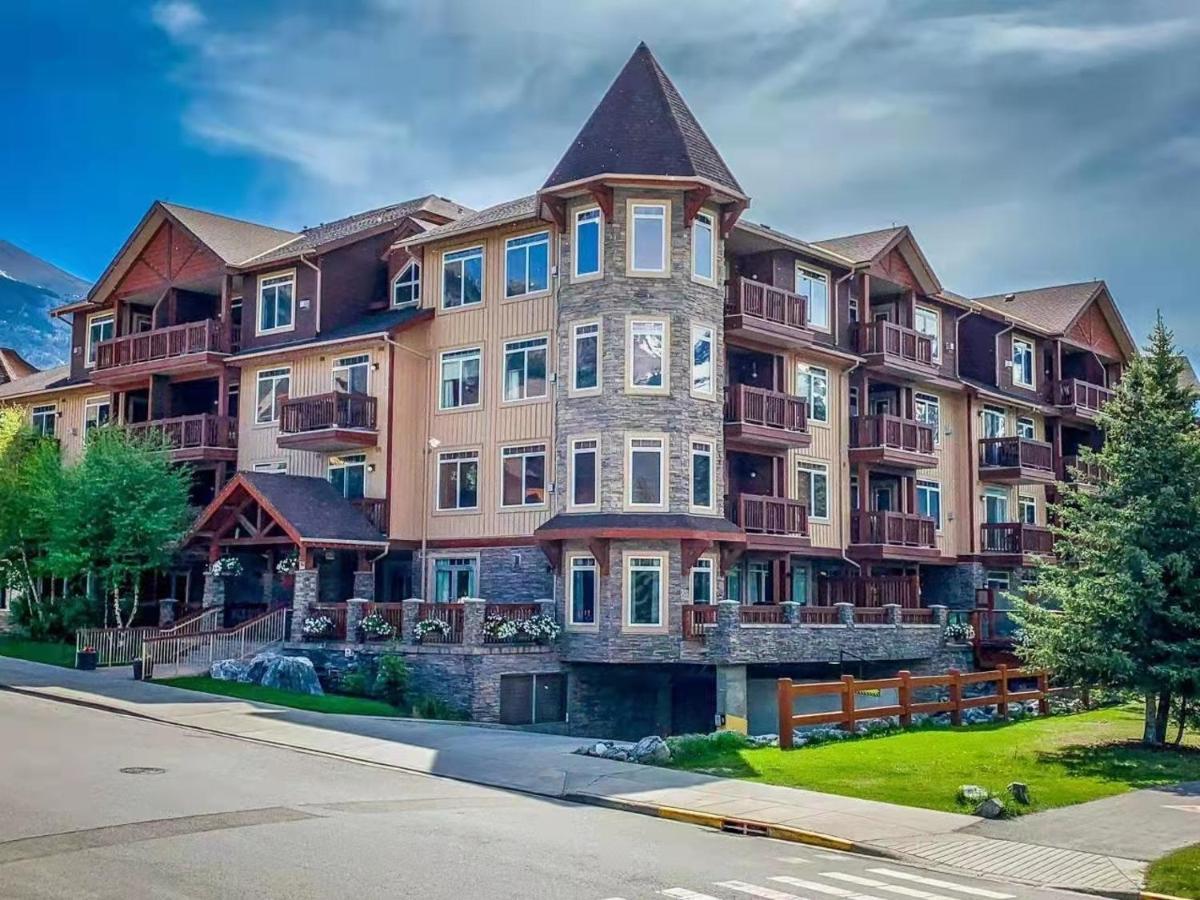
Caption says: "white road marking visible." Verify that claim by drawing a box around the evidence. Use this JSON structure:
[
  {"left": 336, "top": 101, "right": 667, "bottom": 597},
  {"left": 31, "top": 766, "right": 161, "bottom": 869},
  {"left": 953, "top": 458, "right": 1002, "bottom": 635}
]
[
  {"left": 661, "top": 890, "right": 723, "bottom": 900},
  {"left": 771, "top": 874, "right": 887, "bottom": 900},
  {"left": 868, "top": 869, "right": 1014, "bottom": 899},
  {"left": 821, "top": 872, "right": 958, "bottom": 900},
  {"left": 717, "top": 881, "right": 804, "bottom": 899},
  {"left": 816, "top": 853, "right": 849, "bottom": 860},
  {"left": 777, "top": 856, "right": 812, "bottom": 864},
  {"left": 1164, "top": 804, "right": 1200, "bottom": 813}
]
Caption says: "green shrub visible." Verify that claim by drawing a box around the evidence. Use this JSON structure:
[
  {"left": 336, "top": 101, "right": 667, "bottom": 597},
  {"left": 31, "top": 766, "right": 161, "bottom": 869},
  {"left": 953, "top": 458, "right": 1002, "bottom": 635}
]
[
  {"left": 666, "top": 731, "right": 751, "bottom": 767},
  {"left": 338, "top": 672, "right": 370, "bottom": 697},
  {"left": 411, "top": 695, "right": 465, "bottom": 720},
  {"left": 372, "top": 655, "right": 409, "bottom": 707}
]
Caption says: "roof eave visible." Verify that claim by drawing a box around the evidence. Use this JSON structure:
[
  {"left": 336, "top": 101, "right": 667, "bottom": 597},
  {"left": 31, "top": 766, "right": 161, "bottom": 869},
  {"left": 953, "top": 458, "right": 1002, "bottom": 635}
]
[{"left": 540, "top": 172, "right": 748, "bottom": 204}]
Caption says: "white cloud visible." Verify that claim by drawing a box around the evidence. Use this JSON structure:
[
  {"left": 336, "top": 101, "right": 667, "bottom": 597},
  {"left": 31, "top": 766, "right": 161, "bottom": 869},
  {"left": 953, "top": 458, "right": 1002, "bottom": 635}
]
[{"left": 150, "top": 0, "right": 205, "bottom": 41}]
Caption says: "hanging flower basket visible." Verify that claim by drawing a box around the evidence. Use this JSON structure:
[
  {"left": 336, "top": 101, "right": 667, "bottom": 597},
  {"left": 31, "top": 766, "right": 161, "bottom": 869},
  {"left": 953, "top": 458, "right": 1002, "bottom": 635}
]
[
  {"left": 360, "top": 612, "right": 395, "bottom": 641},
  {"left": 414, "top": 617, "right": 452, "bottom": 642},
  {"left": 302, "top": 615, "right": 335, "bottom": 639},
  {"left": 208, "top": 557, "right": 244, "bottom": 577},
  {"left": 518, "top": 614, "right": 561, "bottom": 644},
  {"left": 943, "top": 622, "right": 975, "bottom": 643},
  {"left": 275, "top": 552, "right": 300, "bottom": 575}
]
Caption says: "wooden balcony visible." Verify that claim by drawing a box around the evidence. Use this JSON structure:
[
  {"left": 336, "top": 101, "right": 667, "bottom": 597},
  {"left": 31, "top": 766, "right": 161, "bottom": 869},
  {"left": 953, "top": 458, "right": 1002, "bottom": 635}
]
[
  {"left": 1060, "top": 454, "right": 1105, "bottom": 487},
  {"left": 848, "top": 414, "right": 937, "bottom": 469},
  {"left": 723, "top": 384, "right": 810, "bottom": 449},
  {"left": 977, "top": 436, "right": 1056, "bottom": 484},
  {"left": 816, "top": 574, "right": 921, "bottom": 608},
  {"left": 126, "top": 414, "right": 238, "bottom": 463},
  {"left": 1053, "top": 378, "right": 1112, "bottom": 424},
  {"left": 980, "top": 523, "right": 1054, "bottom": 563},
  {"left": 848, "top": 510, "right": 940, "bottom": 562},
  {"left": 852, "top": 320, "right": 937, "bottom": 380},
  {"left": 725, "top": 493, "right": 810, "bottom": 552},
  {"left": 92, "top": 319, "right": 228, "bottom": 387},
  {"left": 351, "top": 497, "right": 388, "bottom": 534},
  {"left": 723, "top": 277, "right": 813, "bottom": 349},
  {"left": 276, "top": 392, "right": 379, "bottom": 452}
]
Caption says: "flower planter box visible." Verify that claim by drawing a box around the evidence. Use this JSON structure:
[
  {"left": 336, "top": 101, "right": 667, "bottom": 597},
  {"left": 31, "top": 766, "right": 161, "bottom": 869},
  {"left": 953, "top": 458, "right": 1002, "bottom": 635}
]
[{"left": 76, "top": 650, "right": 98, "bottom": 671}]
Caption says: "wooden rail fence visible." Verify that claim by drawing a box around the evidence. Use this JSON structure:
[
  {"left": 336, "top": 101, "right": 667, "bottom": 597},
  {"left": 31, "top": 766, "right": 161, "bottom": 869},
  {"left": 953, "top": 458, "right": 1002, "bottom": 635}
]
[{"left": 777, "top": 665, "right": 1052, "bottom": 749}]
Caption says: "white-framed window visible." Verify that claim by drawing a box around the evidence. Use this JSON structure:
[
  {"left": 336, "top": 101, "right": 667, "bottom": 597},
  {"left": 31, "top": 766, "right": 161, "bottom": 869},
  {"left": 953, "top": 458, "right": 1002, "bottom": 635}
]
[
  {"left": 332, "top": 354, "right": 370, "bottom": 395},
  {"left": 915, "top": 392, "right": 941, "bottom": 446},
  {"left": 253, "top": 460, "right": 288, "bottom": 474},
  {"left": 796, "top": 363, "right": 829, "bottom": 423},
  {"left": 573, "top": 207, "right": 602, "bottom": 279},
  {"left": 1012, "top": 337, "right": 1035, "bottom": 388},
  {"left": 502, "top": 337, "right": 548, "bottom": 402},
  {"left": 437, "top": 449, "right": 479, "bottom": 511},
  {"left": 1019, "top": 494, "right": 1038, "bottom": 525},
  {"left": 627, "top": 435, "right": 666, "bottom": 509},
  {"left": 571, "top": 321, "right": 601, "bottom": 393},
  {"left": 690, "top": 439, "right": 715, "bottom": 513},
  {"left": 915, "top": 306, "right": 941, "bottom": 361},
  {"left": 629, "top": 202, "right": 668, "bottom": 274},
  {"left": 569, "top": 437, "right": 599, "bottom": 509},
  {"left": 984, "top": 488, "right": 1010, "bottom": 524},
  {"left": 83, "top": 396, "right": 111, "bottom": 432},
  {"left": 1016, "top": 416, "right": 1036, "bottom": 440},
  {"left": 392, "top": 261, "right": 420, "bottom": 307},
  {"left": 433, "top": 556, "right": 477, "bottom": 602},
  {"left": 985, "top": 570, "right": 1011, "bottom": 592},
  {"left": 329, "top": 453, "right": 367, "bottom": 500},
  {"left": 796, "top": 460, "right": 829, "bottom": 521},
  {"left": 917, "top": 479, "right": 942, "bottom": 529},
  {"left": 85, "top": 312, "right": 114, "bottom": 367},
  {"left": 691, "top": 557, "right": 714, "bottom": 604},
  {"left": 746, "top": 560, "right": 770, "bottom": 605},
  {"left": 691, "top": 324, "right": 714, "bottom": 398},
  {"left": 691, "top": 211, "right": 715, "bottom": 282},
  {"left": 31, "top": 404, "right": 56, "bottom": 438},
  {"left": 257, "top": 272, "right": 295, "bottom": 334},
  {"left": 848, "top": 297, "right": 860, "bottom": 323},
  {"left": 439, "top": 348, "right": 481, "bottom": 410},
  {"left": 625, "top": 555, "right": 664, "bottom": 626},
  {"left": 504, "top": 231, "right": 550, "bottom": 298},
  {"left": 568, "top": 555, "right": 598, "bottom": 625},
  {"left": 981, "top": 405, "right": 1006, "bottom": 438},
  {"left": 796, "top": 266, "right": 830, "bottom": 332},
  {"left": 627, "top": 318, "right": 668, "bottom": 393},
  {"left": 500, "top": 443, "right": 546, "bottom": 508},
  {"left": 255, "top": 367, "right": 290, "bottom": 424},
  {"left": 442, "top": 246, "right": 484, "bottom": 309}
]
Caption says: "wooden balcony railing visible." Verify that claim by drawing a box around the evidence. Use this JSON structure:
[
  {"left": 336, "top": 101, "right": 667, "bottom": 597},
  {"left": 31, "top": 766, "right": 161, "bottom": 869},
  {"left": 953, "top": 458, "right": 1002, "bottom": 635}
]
[
  {"left": 279, "top": 392, "right": 378, "bottom": 434},
  {"left": 126, "top": 414, "right": 237, "bottom": 451},
  {"left": 849, "top": 415, "right": 935, "bottom": 455},
  {"left": 740, "top": 605, "right": 786, "bottom": 625},
  {"left": 798, "top": 606, "right": 840, "bottom": 625},
  {"left": 850, "top": 511, "right": 936, "bottom": 547},
  {"left": 483, "top": 602, "right": 542, "bottom": 644},
  {"left": 307, "top": 604, "right": 348, "bottom": 641},
  {"left": 1061, "top": 454, "right": 1105, "bottom": 484},
  {"left": 682, "top": 604, "right": 718, "bottom": 641},
  {"left": 978, "top": 436, "right": 1054, "bottom": 472},
  {"left": 365, "top": 602, "right": 404, "bottom": 636},
  {"left": 351, "top": 497, "right": 388, "bottom": 533},
  {"left": 727, "top": 494, "right": 809, "bottom": 536},
  {"left": 980, "top": 523, "right": 1055, "bottom": 555},
  {"left": 817, "top": 575, "right": 921, "bottom": 608},
  {"left": 95, "top": 319, "right": 226, "bottom": 371},
  {"left": 415, "top": 602, "right": 464, "bottom": 644},
  {"left": 1054, "top": 378, "right": 1113, "bottom": 414},
  {"left": 725, "top": 277, "right": 808, "bottom": 331},
  {"left": 724, "top": 384, "right": 808, "bottom": 434},
  {"left": 852, "top": 320, "right": 935, "bottom": 368}
]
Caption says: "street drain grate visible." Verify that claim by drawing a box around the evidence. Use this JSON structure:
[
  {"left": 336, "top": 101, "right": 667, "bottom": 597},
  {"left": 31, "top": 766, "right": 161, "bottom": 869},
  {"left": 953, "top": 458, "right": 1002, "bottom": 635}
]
[
  {"left": 720, "top": 818, "right": 769, "bottom": 837},
  {"left": 119, "top": 767, "right": 166, "bottom": 775}
]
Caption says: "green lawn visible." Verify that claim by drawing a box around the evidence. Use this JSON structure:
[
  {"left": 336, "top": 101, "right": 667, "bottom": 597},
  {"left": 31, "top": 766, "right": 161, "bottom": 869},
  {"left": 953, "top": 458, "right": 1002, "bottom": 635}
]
[
  {"left": 160, "top": 676, "right": 404, "bottom": 717},
  {"left": 0, "top": 637, "right": 76, "bottom": 668},
  {"left": 1147, "top": 844, "right": 1200, "bottom": 898},
  {"left": 666, "top": 706, "right": 1200, "bottom": 816}
]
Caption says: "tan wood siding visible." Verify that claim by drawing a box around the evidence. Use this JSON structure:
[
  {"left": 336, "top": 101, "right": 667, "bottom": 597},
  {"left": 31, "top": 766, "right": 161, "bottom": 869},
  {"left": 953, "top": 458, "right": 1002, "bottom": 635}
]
[{"left": 786, "top": 351, "right": 849, "bottom": 550}]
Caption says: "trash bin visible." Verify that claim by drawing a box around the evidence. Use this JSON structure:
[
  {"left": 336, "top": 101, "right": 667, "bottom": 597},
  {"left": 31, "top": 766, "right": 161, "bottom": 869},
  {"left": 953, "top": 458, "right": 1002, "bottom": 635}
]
[
  {"left": 131, "top": 658, "right": 144, "bottom": 680},
  {"left": 76, "top": 648, "right": 98, "bottom": 671}
]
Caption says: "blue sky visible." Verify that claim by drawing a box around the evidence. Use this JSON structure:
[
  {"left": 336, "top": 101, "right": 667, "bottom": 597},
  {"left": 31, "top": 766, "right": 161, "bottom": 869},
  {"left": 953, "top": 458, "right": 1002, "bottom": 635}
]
[{"left": 3, "top": 0, "right": 1199, "bottom": 354}]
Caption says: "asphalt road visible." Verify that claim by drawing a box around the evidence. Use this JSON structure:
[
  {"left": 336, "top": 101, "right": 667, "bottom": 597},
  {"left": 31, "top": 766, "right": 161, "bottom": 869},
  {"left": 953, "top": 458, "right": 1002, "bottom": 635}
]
[{"left": 0, "top": 690, "right": 1083, "bottom": 900}]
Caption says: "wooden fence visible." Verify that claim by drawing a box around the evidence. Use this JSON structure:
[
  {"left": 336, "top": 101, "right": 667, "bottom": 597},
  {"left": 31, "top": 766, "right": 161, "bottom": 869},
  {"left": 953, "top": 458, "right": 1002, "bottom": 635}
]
[{"left": 776, "top": 665, "right": 1052, "bottom": 749}]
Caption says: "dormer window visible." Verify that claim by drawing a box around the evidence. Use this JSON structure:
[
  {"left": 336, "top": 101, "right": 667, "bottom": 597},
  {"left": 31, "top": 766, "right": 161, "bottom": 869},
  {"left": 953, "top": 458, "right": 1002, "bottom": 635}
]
[
  {"left": 392, "top": 262, "right": 420, "bottom": 308},
  {"left": 257, "top": 272, "right": 295, "bottom": 334}
]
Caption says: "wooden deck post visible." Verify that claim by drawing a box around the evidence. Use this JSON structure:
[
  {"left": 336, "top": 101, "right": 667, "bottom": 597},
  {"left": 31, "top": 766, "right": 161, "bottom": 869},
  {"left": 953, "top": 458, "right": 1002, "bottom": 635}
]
[
  {"left": 948, "top": 668, "right": 963, "bottom": 726},
  {"left": 777, "top": 678, "right": 794, "bottom": 750},
  {"left": 841, "top": 674, "right": 856, "bottom": 732},
  {"left": 898, "top": 670, "right": 912, "bottom": 728},
  {"left": 997, "top": 664, "right": 1009, "bottom": 719},
  {"left": 1038, "top": 670, "right": 1051, "bottom": 716}
]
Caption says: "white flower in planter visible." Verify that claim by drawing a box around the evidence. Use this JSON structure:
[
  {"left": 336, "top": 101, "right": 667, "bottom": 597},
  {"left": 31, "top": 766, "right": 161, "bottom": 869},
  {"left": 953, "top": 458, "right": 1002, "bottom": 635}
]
[
  {"left": 302, "top": 615, "right": 335, "bottom": 638},
  {"left": 208, "top": 557, "right": 244, "bottom": 577}
]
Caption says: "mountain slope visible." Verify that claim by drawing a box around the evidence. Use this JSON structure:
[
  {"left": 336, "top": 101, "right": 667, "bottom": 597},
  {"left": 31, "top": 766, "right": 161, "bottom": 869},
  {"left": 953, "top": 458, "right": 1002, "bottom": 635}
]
[{"left": 0, "top": 240, "right": 89, "bottom": 368}]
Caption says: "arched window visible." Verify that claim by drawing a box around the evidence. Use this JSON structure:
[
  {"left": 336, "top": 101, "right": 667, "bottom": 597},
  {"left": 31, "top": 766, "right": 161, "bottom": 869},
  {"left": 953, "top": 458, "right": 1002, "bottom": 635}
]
[{"left": 392, "top": 262, "right": 420, "bottom": 307}]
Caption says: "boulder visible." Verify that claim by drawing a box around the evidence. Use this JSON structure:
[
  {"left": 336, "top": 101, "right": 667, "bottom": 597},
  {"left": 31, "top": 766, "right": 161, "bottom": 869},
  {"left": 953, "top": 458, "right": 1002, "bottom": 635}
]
[
  {"left": 747, "top": 733, "right": 779, "bottom": 748},
  {"left": 957, "top": 784, "right": 990, "bottom": 804},
  {"left": 1007, "top": 782, "right": 1031, "bottom": 805},
  {"left": 631, "top": 735, "right": 671, "bottom": 764},
  {"left": 975, "top": 797, "right": 1006, "bottom": 819},
  {"left": 210, "top": 659, "right": 250, "bottom": 682},
  {"left": 244, "top": 652, "right": 323, "bottom": 695},
  {"left": 602, "top": 747, "right": 631, "bottom": 762}
]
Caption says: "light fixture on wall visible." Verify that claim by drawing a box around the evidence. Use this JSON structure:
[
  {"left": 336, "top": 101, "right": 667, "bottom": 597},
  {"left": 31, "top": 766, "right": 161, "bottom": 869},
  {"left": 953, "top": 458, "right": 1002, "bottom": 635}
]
[{"left": 367, "top": 463, "right": 376, "bottom": 473}]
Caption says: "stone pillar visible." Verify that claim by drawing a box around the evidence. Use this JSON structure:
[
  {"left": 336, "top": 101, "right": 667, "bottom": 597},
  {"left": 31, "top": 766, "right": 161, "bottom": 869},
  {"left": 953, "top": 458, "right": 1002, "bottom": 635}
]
[
  {"left": 292, "top": 569, "right": 319, "bottom": 640},
  {"left": 260, "top": 570, "right": 275, "bottom": 607},
  {"left": 157, "top": 598, "right": 177, "bottom": 628},
  {"left": 352, "top": 570, "right": 376, "bottom": 602},
  {"left": 929, "top": 604, "right": 949, "bottom": 627},
  {"left": 402, "top": 597, "right": 423, "bottom": 644},
  {"left": 780, "top": 601, "right": 802, "bottom": 625},
  {"left": 883, "top": 603, "right": 902, "bottom": 625},
  {"left": 835, "top": 601, "right": 855, "bottom": 625},
  {"left": 713, "top": 600, "right": 741, "bottom": 660},
  {"left": 202, "top": 575, "right": 226, "bottom": 611},
  {"left": 462, "top": 597, "right": 487, "bottom": 646},
  {"left": 346, "top": 597, "right": 369, "bottom": 642},
  {"left": 716, "top": 664, "right": 749, "bottom": 735}
]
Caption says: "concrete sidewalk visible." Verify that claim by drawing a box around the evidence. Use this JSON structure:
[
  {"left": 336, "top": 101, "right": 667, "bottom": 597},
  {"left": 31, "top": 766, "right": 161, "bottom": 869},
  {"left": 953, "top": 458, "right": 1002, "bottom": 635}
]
[{"left": 0, "top": 657, "right": 1159, "bottom": 896}]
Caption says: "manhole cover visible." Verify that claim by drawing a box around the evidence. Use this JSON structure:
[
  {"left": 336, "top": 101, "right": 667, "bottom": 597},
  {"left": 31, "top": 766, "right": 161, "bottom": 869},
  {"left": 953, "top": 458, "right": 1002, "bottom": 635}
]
[{"left": 119, "top": 767, "right": 166, "bottom": 776}]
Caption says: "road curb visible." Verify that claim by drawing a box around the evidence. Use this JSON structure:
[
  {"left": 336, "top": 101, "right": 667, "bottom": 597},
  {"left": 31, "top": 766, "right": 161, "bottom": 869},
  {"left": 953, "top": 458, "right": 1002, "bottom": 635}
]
[{"left": 1140, "top": 893, "right": 1191, "bottom": 900}]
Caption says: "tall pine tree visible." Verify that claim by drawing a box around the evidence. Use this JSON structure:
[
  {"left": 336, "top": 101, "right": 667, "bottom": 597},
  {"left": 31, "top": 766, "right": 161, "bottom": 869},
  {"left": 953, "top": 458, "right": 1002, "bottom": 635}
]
[{"left": 1015, "top": 315, "right": 1200, "bottom": 745}]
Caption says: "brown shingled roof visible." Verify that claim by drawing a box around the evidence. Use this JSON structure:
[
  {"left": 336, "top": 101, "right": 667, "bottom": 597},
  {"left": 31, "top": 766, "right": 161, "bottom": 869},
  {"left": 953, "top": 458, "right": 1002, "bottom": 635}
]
[
  {"left": 972, "top": 281, "right": 1104, "bottom": 334},
  {"left": 400, "top": 195, "right": 540, "bottom": 247},
  {"left": 0, "top": 365, "right": 71, "bottom": 401},
  {"left": 811, "top": 227, "right": 906, "bottom": 264},
  {"left": 160, "top": 202, "right": 299, "bottom": 265},
  {"left": 0, "top": 348, "right": 38, "bottom": 382}
]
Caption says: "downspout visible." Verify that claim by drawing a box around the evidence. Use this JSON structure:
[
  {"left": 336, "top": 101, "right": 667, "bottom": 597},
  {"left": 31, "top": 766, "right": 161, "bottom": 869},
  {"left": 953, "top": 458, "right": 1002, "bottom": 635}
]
[
  {"left": 299, "top": 253, "right": 322, "bottom": 335},
  {"left": 367, "top": 336, "right": 398, "bottom": 570},
  {"left": 839, "top": 357, "right": 863, "bottom": 575}
]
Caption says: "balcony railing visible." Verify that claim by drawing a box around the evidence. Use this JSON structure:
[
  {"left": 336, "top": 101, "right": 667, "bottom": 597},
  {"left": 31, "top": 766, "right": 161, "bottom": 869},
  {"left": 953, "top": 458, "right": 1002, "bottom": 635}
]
[
  {"left": 279, "top": 392, "right": 378, "bottom": 434},
  {"left": 817, "top": 575, "right": 921, "bottom": 608},
  {"left": 724, "top": 384, "right": 808, "bottom": 434},
  {"left": 681, "top": 604, "right": 718, "bottom": 641},
  {"left": 852, "top": 320, "right": 935, "bottom": 368},
  {"left": 351, "top": 497, "right": 388, "bottom": 533},
  {"left": 727, "top": 494, "right": 809, "bottom": 536},
  {"left": 1054, "top": 378, "right": 1113, "bottom": 414},
  {"left": 725, "top": 277, "right": 808, "bottom": 332},
  {"left": 1061, "top": 454, "right": 1105, "bottom": 485},
  {"left": 849, "top": 414, "right": 935, "bottom": 455},
  {"left": 95, "top": 319, "right": 226, "bottom": 371},
  {"left": 980, "top": 523, "right": 1054, "bottom": 555},
  {"left": 978, "top": 436, "right": 1054, "bottom": 472},
  {"left": 850, "top": 511, "right": 936, "bottom": 548},
  {"left": 126, "top": 414, "right": 237, "bottom": 452}
]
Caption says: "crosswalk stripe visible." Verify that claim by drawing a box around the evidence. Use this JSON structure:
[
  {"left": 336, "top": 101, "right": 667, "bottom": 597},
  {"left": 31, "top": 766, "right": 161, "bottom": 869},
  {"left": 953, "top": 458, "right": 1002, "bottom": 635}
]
[
  {"left": 777, "top": 856, "right": 812, "bottom": 864},
  {"left": 816, "top": 853, "right": 848, "bottom": 861},
  {"left": 821, "top": 872, "right": 956, "bottom": 900},
  {"left": 770, "top": 875, "right": 887, "bottom": 900},
  {"left": 867, "top": 869, "right": 1013, "bottom": 899},
  {"left": 661, "top": 890, "right": 723, "bottom": 899},
  {"left": 716, "top": 881, "right": 804, "bottom": 900}
]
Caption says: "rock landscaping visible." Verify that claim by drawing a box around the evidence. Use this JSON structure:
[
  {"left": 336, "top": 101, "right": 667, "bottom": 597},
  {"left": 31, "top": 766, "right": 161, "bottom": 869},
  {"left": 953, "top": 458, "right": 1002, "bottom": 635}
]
[{"left": 210, "top": 652, "right": 323, "bottom": 695}]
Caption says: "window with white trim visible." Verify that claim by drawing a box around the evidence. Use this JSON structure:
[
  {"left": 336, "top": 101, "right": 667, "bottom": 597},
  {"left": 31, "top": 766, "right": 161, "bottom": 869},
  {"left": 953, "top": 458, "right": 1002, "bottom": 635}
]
[
  {"left": 628, "top": 319, "right": 667, "bottom": 392},
  {"left": 253, "top": 460, "right": 288, "bottom": 474},
  {"left": 1016, "top": 417, "right": 1036, "bottom": 440},
  {"left": 626, "top": 556, "right": 663, "bottom": 626},
  {"left": 257, "top": 273, "right": 295, "bottom": 333},
  {"left": 917, "top": 479, "right": 942, "bottom": 529},
  {"left": 442, "top": 246, "right": 483, "bottom": 309},
  {"left": 85, "top": 313, "right": 114, "bottom": 366},
  {"left": 1019, "top": 494, "right": 1037, "bottom": 525},
  {"left": 981, "top": 405, "right": 1006, "bottom": 438},
  {"left": 691, "top": 211, "right": 715, "bottom": 281},
  {"left": 796, "top": 266, "right": 829, "bottom": 331},
  {"left": 255, "top": 367, "right": 290, "bottom": 424},
  {"left": 504, "top": 231, "right": 550, "bottom": 298},
  {"left": 627, "top": 436, "right": 666, "bottom": 508},
  {"left": 630, "top": 203, "right": 667, "bottom": 273},
  {"left": 796, "top": 364, "right": 828, "bottom": 423},
  {"left": 568, "top": 556, "right": 597, "bottom": 625},
  {"left": 1012, "top": 338, "right": 1035, "bottom": 387},
  {"left": 915, "top": 306, "right": 941, "bottom": 361},
  {"left": 691, "top": 324, "right": 714, "bottom": 398},
  {"left": 433, "top": 557, "right": 476, "bottom": 602},
  {"left": 502, "top": 337, "right": 548, "bottom": 402},
  {"left": 439, "top": 348, "right": 481, "bottom": 410},
  {"left": 329, "top": 453, "right": 367, "bottom": 500},
  {"left": 570, "top": 438, "right": 599, "bottom": 509},
  {"left": 392, "top": 262, "right": 420, "bottom": 307},
  {"left": 84, "top": 397, "right": 111, "bottom": 433},
  {"left": 501, "top": 443, "right": 546, "bottom": 508},
  {"left": 574, "top": 208, "right": 602, "bottom": 278},
  {"left": 31, "top": 404, "right": 56, "bottom": 438},
  {"left": 332, "top": 354, "right": 370, "bottom": 395},
  {"left": 984, "top": 488, "right": 1010, "bottom": 524},
  {"left": 691, "top": 558, "right": 714, "bottom": 604},
  {"left": 985, "top": 570, "right": 1011, "bottom": 592},
  {"left": 796, "top": 460, "right": 829, "bottom": 520},
  {"left": 915, "top": 392, "right": 941, "bottom": 445},
  {"left": 572, "top": 321, "right": 600, "bottom": 392},
  {"left": 437, "top": 450, "right": 479, "bottom": 511},
  {"left": 690, "top": 439, "right": 715, "bottom": 512}
]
